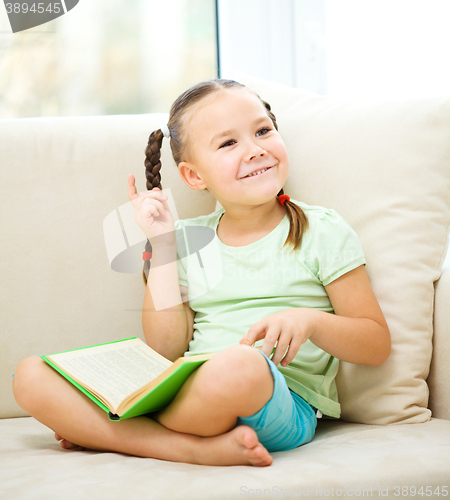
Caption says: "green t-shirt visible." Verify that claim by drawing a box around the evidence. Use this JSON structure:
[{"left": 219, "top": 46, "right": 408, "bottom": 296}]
[{"left": 174, "top": 200, "right": 366, "bottom": 418}]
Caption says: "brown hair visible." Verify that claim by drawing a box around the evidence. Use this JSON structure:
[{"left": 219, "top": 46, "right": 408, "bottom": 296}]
[{"left": 142, "top": 79, "right": 309, "bottom": 284}]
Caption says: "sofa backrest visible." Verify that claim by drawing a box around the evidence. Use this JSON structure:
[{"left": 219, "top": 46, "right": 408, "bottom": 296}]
[{"left": 2, "top": 79, "right": 449, "bottom": 423}]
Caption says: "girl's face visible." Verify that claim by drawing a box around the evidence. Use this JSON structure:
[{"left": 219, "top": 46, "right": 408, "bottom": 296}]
[{"left": 178, "top": 88, "right": 289, "bottom": 209}]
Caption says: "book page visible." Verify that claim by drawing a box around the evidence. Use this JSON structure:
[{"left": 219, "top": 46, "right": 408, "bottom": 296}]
[{"left": 48, "top": 340, "right": 172, "bottom": 411}]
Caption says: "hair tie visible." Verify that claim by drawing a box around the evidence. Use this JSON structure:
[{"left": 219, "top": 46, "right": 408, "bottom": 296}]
[
  {"left": 278, "top": 194, "right": 290, "bottom": 206},
  {"left": 142, "top": 251, "right": 152, "bottom": 261},
  {"left": 160, "top": 124, "right": 171, "bottom": 139}
]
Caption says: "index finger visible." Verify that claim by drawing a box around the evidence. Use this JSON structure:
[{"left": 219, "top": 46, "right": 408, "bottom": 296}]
[
  {"left": 240, "top": 321, "right": 266, "bottom": 347},
  {"left": 127, "top": 174, "right": 138, "bottom": 202}
]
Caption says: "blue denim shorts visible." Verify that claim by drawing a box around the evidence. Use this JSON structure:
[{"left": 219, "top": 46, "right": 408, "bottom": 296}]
[{"left": 236, "top": 351, "right": 317, "bottom": 453}]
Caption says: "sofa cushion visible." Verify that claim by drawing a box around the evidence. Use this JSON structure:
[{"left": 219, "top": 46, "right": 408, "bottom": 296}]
[
  {"left": 1, "top": 416, "right": 449, "bottom": 499},
  {"left": 235, "top": 75, "right": 450, "bottom": 425}
]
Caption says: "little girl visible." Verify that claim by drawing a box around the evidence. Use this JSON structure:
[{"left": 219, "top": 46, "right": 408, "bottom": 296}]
[{"left": 13, "top": 79, "right": 390, "bottom": 467}]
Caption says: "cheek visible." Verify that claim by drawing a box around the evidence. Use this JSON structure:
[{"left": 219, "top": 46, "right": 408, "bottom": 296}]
[
  {"left": 217, "top": 155, "right": 238, "bottom": 176},
  {"left": 272, "top": 139, "right": 289, "bottom": 164}
]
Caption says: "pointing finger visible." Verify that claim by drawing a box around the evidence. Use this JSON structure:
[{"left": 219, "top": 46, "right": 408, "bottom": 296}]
[
  {"left": 240, "top": 322, "right": 266, "bottom": 347},
  {"left": 127, "top": 174, "right": 138, "bottom": 202}
]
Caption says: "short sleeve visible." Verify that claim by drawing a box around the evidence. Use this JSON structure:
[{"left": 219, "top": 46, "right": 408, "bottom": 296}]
[
  {"left": 174, "top": 219, "right": 188, "bottom": 288},
  {"left": 309, "top": 208, "right": 367, "bottom": 286}
]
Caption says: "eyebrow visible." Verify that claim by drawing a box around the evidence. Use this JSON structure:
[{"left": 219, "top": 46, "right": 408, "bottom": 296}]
[{"left": 209, "top": 116, "right": 271, "bottom": 146}]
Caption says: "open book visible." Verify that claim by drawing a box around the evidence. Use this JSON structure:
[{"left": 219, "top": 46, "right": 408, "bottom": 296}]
[{"left": 41, "top": 337, "right": 213, "bottom": 421}]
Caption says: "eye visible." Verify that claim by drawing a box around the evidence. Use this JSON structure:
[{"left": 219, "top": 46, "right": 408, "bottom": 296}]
[
  {"left": 219, "top": 139, "right": 236, "bottom": 149},
  {"left": 256, "top": 127, "right": 271, "bottom": 137}
]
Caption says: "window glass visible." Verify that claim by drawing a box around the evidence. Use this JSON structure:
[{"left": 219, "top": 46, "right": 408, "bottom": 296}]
[{"left": 0, "top": 0, "right": 217, "bottom": 118}]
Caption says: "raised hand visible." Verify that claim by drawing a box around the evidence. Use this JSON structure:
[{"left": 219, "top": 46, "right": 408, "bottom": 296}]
[{"left": 127, "top": 174, "right": 175, "bottom": 247}]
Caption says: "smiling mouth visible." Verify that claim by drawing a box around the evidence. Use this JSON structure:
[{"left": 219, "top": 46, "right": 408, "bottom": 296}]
[{"left": 241, "top": 166, "right": 273, "bottom": 179}]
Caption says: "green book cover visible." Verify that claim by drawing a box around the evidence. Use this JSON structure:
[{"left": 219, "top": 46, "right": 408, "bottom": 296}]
[
  {"left": 41, "top": 337, "right": 212, "bottom": 421},
  {"left": 116, "top": 358, "right": 212, "bottom": 420}
]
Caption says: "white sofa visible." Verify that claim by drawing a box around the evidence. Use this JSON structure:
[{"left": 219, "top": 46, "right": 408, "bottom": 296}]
[{"left": 1, "top": 76, "right": 449, "bottom": 499}]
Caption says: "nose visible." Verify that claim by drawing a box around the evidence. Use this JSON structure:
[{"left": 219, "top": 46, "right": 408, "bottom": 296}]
[{"left": 246, "top": 143, "right": 267, "bottom": 161}]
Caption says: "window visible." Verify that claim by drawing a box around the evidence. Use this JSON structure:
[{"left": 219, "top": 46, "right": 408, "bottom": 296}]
[
  {"left": 325, "top": 0, "right": 450, "bottom": 99},
  {"left": 0, "top": 0, "right": 218, "bottom": 118},
  {"left": 216, "top": 0, "right": 450, "bottom": 99}
]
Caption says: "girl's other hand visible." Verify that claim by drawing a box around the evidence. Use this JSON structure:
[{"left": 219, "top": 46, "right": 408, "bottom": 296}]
[
  {"left": 127, "top": 174, "right": 175, "bottom": 247},
  {"left": 240, "top": 309, "right": 318, "bottom": 367}
]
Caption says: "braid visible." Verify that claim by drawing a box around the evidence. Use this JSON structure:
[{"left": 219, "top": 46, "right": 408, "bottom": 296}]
[
  {"left": 144, "top": 129, "right": 164, "bottom": 190},
  {"left": 142, "top": 129, "right": 165, "bottom": 285},
  {"left": 261, "top": 99, "right": 309, "bottom": 251},
  {"left": 280, "top": 191, "right": 310, "bottom": 252}
]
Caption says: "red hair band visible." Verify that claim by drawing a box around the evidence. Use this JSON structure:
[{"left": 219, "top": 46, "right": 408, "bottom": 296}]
[
  {"left": 142, "top": 251, "right": 152, "bottom": 261},
  {"left": 278, "top": 194, "right": 290, "bottom": 206}
]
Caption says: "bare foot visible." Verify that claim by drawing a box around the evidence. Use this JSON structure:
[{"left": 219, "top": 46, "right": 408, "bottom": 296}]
[
  {"left": 54, "top": 432, "right": 85, "bottom": 451},
  {"left": 53, "top": 426, "right": 272, "bottom": 466},
  {"left": 195, "top": 425, "right": 273, "bottom": 467}
]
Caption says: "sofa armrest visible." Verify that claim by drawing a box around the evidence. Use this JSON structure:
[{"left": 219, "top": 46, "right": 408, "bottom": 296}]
[{"left": 427, "top": 265, "right": 450, "bottom": 420}]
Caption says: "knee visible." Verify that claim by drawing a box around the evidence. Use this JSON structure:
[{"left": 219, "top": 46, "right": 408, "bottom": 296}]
[
  {"left": 200, "top": 345, "right": 272, "bottom": 401},
  {"left": 12, "top": 356, "right": 46, "bottom": 413}
]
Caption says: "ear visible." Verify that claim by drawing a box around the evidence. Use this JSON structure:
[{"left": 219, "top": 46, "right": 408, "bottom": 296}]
[{"left": 178, "top": 161, "right": 208, "bottom": 191}]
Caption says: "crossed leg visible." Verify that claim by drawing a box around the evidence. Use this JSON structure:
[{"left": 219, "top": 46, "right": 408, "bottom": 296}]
[
  {"left": 12, "top": 344, "right": 274, "bottom": 466},
  {"left": 153, "top": 344, "right": 274, "bottom": 435}
]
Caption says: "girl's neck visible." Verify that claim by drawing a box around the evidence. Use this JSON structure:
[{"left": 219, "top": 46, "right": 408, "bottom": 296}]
[{"left": 217, "top": 200, "right": 286, "bottom": 247}]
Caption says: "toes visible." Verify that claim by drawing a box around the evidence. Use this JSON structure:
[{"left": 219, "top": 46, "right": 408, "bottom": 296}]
[
  {"left": 55, "top": 434, "right": 85, "bottom": 451},
  {"left": 54, "top": 431, "right": 84, "bottom": 451},
  {"left": 60, "top": 439, "right": 85, "bottom": 451},
  {"left": 236, "top": 426, "right": 273, "bottom": 467},
  {"left": 244, "top": 445, "right": 273, "bottom": 467},
  {"left": 60, "top": 439, "right": 72, "bottom": 449}
]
